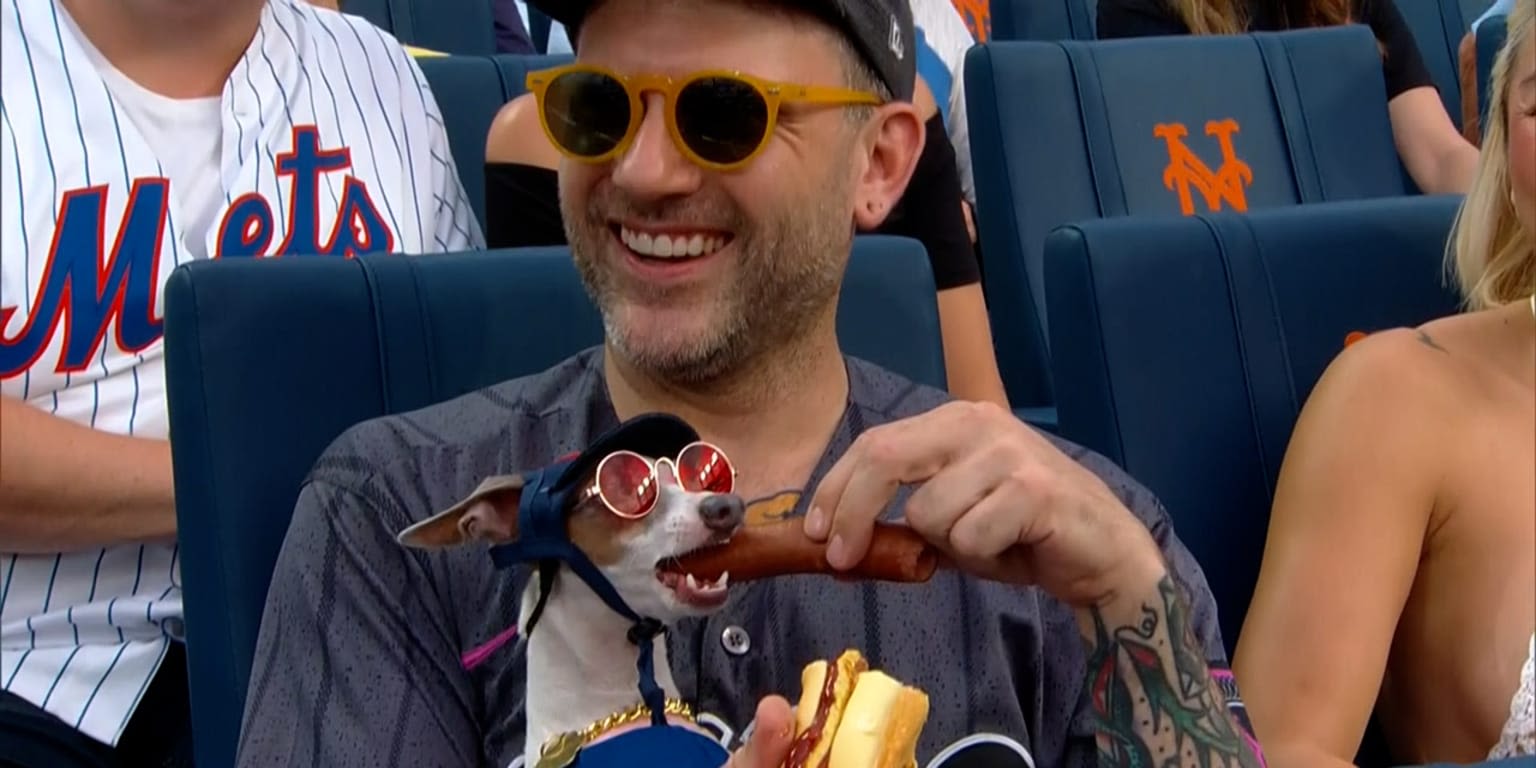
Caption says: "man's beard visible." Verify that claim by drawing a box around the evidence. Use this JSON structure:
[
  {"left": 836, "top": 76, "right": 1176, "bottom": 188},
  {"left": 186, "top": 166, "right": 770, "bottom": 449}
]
[{"left": 563, "top": 177, "right": 852, "bottom": 389}]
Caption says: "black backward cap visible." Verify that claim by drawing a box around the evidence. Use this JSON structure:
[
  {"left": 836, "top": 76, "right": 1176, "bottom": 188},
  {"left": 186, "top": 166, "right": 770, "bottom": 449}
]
[
  {"left": 548, "top": 412, "right": 701, "bottom": 492},
  {"left": 527, "top": 0, "right": 916, "bottom": 102}
]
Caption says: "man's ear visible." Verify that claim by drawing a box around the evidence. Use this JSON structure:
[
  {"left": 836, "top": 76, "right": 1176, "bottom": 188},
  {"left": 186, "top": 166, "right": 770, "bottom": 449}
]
[
  {"left": 852, "top": 101, "right": 925, "bottom": 231},
  {"left": 396, "top": 475, "right": 524, "bottom": 549}
]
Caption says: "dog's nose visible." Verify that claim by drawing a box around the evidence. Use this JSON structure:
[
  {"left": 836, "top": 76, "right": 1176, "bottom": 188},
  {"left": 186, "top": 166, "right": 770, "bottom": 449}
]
[{"left": 700, "top": 494, "right": 745, "bottom": 532}]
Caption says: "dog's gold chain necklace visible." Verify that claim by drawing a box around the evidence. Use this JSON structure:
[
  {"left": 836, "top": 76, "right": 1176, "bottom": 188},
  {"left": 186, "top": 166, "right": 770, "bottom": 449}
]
[{"left": 536, "top": 698, "right": 697, "bottom": 768}]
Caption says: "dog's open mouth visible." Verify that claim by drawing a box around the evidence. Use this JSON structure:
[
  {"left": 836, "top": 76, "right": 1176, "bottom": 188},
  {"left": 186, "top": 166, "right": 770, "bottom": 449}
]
[
  {"left": 655, "top": 540, "right": 732, "bottom": 609},
  {"left": 656, "top": 569, "right": 730, "bottom": 608}
]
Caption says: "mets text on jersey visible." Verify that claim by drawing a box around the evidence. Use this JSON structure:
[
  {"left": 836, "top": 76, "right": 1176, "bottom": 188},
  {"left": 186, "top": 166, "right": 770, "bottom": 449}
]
[{"left": 1, "top": 124, "right": 393, "bottom": 380}]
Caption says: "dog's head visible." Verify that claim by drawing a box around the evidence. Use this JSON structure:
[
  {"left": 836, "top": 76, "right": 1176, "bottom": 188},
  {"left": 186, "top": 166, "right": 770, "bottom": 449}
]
[{"left": 396, "top": 415, "right": 746, "bottom": 622}]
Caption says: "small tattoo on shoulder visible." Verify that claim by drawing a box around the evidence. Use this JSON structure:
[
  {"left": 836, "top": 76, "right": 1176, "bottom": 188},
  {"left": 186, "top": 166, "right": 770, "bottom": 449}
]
[{"left": 1416, "top": 330, "right": 1449, "bottom": 354}]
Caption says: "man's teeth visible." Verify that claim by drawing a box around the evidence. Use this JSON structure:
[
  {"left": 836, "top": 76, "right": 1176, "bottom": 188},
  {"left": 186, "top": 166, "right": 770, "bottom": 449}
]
[{"left": 620, "top": 227, "right": 727, "bottom": 258}]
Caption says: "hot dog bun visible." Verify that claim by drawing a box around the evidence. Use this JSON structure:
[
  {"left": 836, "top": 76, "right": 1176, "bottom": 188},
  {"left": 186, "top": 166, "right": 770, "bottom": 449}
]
[{"left": 784, "top": 650, "right": 929, "bottom": 768}]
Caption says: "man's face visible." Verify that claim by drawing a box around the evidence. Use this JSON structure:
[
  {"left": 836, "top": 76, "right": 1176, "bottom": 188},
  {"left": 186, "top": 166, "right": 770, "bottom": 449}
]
[{"left": 559, "top": 0, "right": 869, "bottom": 386}]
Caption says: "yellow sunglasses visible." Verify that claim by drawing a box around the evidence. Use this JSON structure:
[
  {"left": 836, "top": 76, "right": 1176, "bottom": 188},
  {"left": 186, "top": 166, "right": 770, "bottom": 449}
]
[{"left": 525, "top": 63, "right": 884, "bottom": 172}]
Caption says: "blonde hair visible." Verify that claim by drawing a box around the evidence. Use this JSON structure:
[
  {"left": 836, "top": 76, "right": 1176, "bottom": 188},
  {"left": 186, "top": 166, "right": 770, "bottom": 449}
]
[
  {"left": 1166, "top": 0, "right": 1353, "bottom": 37},
  {"left": 1448, "top": 0, "right": 1535, "bottom": 310}
]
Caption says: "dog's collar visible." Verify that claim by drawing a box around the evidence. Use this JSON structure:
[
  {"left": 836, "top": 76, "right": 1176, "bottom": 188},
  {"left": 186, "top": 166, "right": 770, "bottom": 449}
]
[
  {"left": 538, "top": 697, "right": 698, "bottom": 766},
  {"left": 487, "top": 461, "right": 670, "bottom": 728}
]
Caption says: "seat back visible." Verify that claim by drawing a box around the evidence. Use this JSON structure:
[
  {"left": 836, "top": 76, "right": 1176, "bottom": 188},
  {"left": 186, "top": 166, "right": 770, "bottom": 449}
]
[
  {"left": 1395, "top": 0, "right": 1492, "bottom": 131},
  {"left": 416, "top": 53, "right": 571, "bottom": 231},
  {"left": 163, "top": 237, "right": 946, "bottom": 768},
  {"left": 1476, "top": 12, "right": 1509, "bottom": 133},
  {"left": 1043, "top": 195, "right": 1463, "bottom": 654},
  {"left": 964, "top": 26, "right": 1406, "bottom": 409},
  {"left": 340, "top": 0, "right": 497, "bottom": 54},
  {"left": 990, "top": 0, "right": 1096, "bottom": 40},
  {"left": 338, "top": 0, "right": 392, "bottom": 32},
  {"left": 389, "top": 0, "right": 495, "bottom": 54}
]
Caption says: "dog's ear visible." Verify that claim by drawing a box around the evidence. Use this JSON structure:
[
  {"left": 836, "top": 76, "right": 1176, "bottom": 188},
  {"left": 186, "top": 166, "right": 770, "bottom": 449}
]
[{"left": 397, "top": 475, "right": 524, "bottom": 549}]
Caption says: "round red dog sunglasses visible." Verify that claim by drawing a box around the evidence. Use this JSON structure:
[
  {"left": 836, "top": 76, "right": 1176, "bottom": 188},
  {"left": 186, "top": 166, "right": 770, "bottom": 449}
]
[{"left": 580, "top": 442, "right": 737, "bottom": 519}]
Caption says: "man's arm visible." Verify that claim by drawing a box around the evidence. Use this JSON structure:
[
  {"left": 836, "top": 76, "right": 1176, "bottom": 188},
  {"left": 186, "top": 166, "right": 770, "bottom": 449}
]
[
  {"left": 1078, "top": 567, "right": 1264, "bottom": 768},
  {"left": 237, "top": 477, "right": 485, "bottom": 767},
  {"left": 0, "top": 394, "right": 176, "bottom": 553}
]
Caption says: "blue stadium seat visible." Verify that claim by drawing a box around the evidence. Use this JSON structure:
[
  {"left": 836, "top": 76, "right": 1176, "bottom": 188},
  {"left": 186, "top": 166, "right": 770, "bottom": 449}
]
[
  {"left": 1476, "top": 12, "right": 1509, "bottom": 134},
  {"left": 990, "top": 0, "right": 1097, "bottom": 41},
  {"left": 964, "top": 25, "right": 1407, "bottom": 417},
  {"left": 1395, "top": 0, "right": 1493, "bottom": 132},
  {"left": 162, "top": 236, "right": 946, "bottom": 768},
  {"left": 338, "top": 0, "right": 392, "bottom": 32},
  {"left": 344, "top": 0, "right": 496, "bottom": 55},
  {"left": 1042, "top": 195, "right": 1463, "bottom": 657},
  {"left": 1458, "top": 0, "right": 1499, "bottom": 23},
  {"left": 416, "top": 53, "right": 571, "bottom": 232}
]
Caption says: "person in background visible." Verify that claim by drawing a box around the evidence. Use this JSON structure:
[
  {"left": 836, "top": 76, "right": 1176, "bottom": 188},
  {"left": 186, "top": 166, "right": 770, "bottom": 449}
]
[
  {"left": 1458, "top": 0, "right": 1515, "bottom": 144},
  {"left": 1232, "top": 3, "right": 1534, "bottom": 764},
  {"left": 909, "top": 0, "right": 981, "bottom": 239},
  {"left": 518, "top": 0, "right": 575, "bottom": 52},
  {"left": 481, "top": 0, "right": 1011, "bottom": 408},
  {"left": 495, "top": 0, "right": 540, "bottom": 53},
  {"left": 0, "top": 0, "right": 481, "bottom": 765},
  {"left": 1097, "top": 0, "right": 1482, "bottom": 195}
]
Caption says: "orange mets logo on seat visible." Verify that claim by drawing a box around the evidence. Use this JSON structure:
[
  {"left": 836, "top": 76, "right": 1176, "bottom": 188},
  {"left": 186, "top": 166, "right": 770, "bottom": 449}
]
[
  {"left": 950, "top": 0, "right": 990, "bottom": 42},
  {"left": 1155, "top": 119, "right": 1253, "bottom": 216}
]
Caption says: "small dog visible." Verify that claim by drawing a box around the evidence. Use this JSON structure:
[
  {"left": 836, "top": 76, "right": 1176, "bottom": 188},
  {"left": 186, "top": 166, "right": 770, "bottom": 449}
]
[{"left": 397, "top": 421, "right": 745, "bottom": 767}]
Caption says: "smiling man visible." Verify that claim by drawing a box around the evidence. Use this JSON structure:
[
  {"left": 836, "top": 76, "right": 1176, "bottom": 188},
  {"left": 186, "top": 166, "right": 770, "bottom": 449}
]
[{"left": 236, "top": 1, "right": 1264, "bottom": 767}]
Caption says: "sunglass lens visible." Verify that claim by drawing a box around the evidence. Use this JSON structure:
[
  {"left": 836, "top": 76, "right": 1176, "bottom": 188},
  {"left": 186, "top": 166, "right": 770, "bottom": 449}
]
[
  {"left": 597, "top": 452, "right": 657, "bottom": 518},
  {"left": 543, "top": 70, "right": 631, "bottom": 158},
  {"left": 677, "top": 443, "right": 734, "bottom": 495},
  {"left": 676, "top": 77, "right": 769, "bottom": 166}
]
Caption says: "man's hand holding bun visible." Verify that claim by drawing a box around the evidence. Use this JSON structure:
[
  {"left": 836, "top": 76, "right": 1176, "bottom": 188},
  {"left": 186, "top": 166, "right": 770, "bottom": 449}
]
[
  {"left": 724, "top": 650, "right": 930, "bottom": 768},
  {"left": 722, "top": 696, "right": 796, "bottom": 768}
]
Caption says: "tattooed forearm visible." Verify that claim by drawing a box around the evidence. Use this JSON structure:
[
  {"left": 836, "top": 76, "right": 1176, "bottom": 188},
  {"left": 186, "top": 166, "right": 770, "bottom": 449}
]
[{"left": 1083, "top": 576, "right": 1264, "bottom": 768}]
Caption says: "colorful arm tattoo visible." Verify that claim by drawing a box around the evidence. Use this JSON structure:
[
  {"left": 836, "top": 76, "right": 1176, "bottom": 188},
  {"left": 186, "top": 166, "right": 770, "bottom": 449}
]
[{"left": 1085, "top": 575, "right": 1267, "bottom": 768}]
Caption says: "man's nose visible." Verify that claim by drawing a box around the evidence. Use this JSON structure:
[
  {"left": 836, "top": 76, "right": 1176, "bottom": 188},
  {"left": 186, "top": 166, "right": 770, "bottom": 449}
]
[{"left": 610, "top": 92, "right": 704, "bottom": 199}]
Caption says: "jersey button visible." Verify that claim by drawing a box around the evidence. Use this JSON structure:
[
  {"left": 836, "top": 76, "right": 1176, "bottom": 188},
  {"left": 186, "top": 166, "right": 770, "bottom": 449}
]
[{"left": 720, "top": 625, "right": 751, "bottom": 656}]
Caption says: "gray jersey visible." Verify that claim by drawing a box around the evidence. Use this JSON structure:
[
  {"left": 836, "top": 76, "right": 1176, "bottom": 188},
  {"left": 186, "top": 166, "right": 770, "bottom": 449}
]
[{"left": 236, "top": 348, "right": 1238, "bottom": 768}]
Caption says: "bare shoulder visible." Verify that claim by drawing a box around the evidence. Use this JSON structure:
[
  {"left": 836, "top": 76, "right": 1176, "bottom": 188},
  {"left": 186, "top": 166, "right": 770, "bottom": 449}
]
[
  {"left": 1308, "top": 325, "right": 1465, "bottom": 422},
  {"left": 1265, "top": 326, "right": 1458, "bottom": 539}
]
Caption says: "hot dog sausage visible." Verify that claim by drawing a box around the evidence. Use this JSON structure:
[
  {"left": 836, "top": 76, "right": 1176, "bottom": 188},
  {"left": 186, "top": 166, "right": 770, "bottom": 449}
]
[{"left": 666, "top": 520, "right": 940, "bottom": 583}]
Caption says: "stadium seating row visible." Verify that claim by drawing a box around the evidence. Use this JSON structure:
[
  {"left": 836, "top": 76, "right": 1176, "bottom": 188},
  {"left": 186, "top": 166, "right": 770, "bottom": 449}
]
[
  {"left": 350, "top": 0, "right": 1491, "bottom": 139},
  {"left": 156, "top": 3, "right": 1518, "bottom": 765},
  {"left": 162, "top": 237, "right": 946, "bottom": 768},
  {"left": 405, "top": 21, "right": 1507, "bottom": 429},
  {"left": 965, "top": 25, "right": 1409, "bottom": 417},
  {"left": 162, "top": 194, "right": 1470, "bottom": 768}
]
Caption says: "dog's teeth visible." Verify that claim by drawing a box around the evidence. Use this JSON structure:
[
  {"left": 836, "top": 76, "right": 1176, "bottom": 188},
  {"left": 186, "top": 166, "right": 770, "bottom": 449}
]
[
  {"left": 685, "top": 573, "right": 699, "bottom": 590},
  {"left": 717, "top": 571, "right": 730, "bottom": 589}
]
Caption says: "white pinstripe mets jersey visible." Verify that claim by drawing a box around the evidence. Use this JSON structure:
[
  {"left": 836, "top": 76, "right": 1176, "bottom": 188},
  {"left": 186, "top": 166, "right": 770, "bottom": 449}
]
[{"left": 0, "top": 0, "right": 483, "bottom": 746}]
